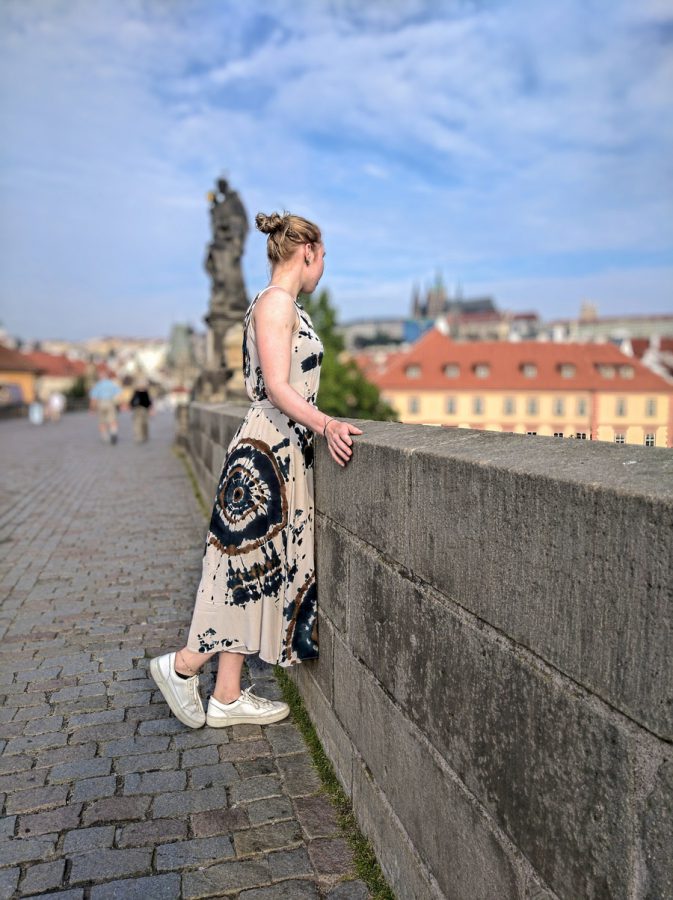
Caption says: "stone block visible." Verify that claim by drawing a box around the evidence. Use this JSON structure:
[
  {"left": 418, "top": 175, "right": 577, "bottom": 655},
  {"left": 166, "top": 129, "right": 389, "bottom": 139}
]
[
  {"left": 239, "top": 882, "right": 320, "bottom": 899},
  {"left": 68, "top": 848, "right": 152, "bottom": 885},
  {"left": 315, "top": 515, "right": 349, "bottom": 634},
  {"left": 117, "top": 818, "right": 187, "bottom": 848},
  {"left": 639, "top": 752, "right": 673, "bottom": 899},
  {"left": 89, "top": 874, "right": 180, "bottom": 900},
  {"left": 407, "top": 437, "right": 673, "bottom": 738},
  {"left": 155, "top": 835, "right": 235, "bottom": 871},
  {"left": 152, "top": 785, "right": 228, "bottom": 818},
  {"left": 182, "top": 858, "right": 271, "bottom": 898},
  {"left": 230, "top": 774, "right": 283, "bottom": 805},
  {"left": 335, "top": 636, "right": 520, "bottom": 900},
  {"left": 19, "top": 859, "right": 65, "bottom": 895},
  {"left": 233, "top": 819, "right": 303, "bottom": 855},
  {"left": 346, "top": 549, "right": 633, "bottom": 899}
]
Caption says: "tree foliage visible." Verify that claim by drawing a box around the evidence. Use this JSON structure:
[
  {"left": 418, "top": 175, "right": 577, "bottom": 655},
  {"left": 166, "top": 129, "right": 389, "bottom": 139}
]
[{"left": 299, "top": 288, "right": 399, "bottom": 422}]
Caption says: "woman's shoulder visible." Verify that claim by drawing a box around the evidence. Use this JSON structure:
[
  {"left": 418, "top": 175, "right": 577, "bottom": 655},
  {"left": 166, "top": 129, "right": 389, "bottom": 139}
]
[{"left": 252, "top": 288, "right": 299, "bottom": 333}]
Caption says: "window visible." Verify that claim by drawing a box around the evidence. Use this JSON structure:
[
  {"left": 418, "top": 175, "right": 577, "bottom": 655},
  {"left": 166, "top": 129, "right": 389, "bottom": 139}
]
[
  {"left": 619, "top": 365, "right": 634, "bottom": 379},
  {"left": 596, "top": 364, "right": 615, "bottom": 378},
  {"left": 645, "top": 433, "right": 656, "bottom": 447},
  {"left": 503, "top": 396, "right": 515, "bottom": 414},
  {"left": 526, "top": 431, "right": 537, "bottom": 436},
  {"left": 559, "top": 363, "right": 576, "bottom": 378},
  {"left": 445, "top": 396, "right": 456, "bottom": 414},
  {"left": 553, "top": 432, "right": 564, "bottom": 438},
  {"left": 615, "top": 397, "right": 626, "bottom": 417},
  {"left": 646, "top": 398, "right": 657, "bottom": 416},
  {"left": 553, "top": 397, "right": 565, "bottom": 415},
  {"left": 577, "top": 398, "right": 586, "bottom": 416},
  {"left": 576, "top": 432, "right": 587, "bottom": 440},
  {"left": 474, "top": 363, "right": 490, "bottom": 378},
  {"left": 405, "top": 364, "right": 421, "bottom": 378},
  {"left": 526, "top": 397, "right": 538, "bottom": 415},
  {"left": 614, "top": 433, "right": 625, "bottom": 444},
  {"left": 408, "top": 396, "right": 419, "bottom": 413},
  {"left": 521, "top": 362, "right": 537, "bottom": 378},
  {"left": 473, "top": 396, "right": 483, "bottom": 414},
  {"left": 443, "top": 364, "right": 460, "bottom": 378}
]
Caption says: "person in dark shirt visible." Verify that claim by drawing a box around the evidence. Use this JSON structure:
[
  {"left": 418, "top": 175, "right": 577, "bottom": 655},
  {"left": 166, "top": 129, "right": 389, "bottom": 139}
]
[{"left": 130, "top": 378, "right": 153, "bottom": 443}]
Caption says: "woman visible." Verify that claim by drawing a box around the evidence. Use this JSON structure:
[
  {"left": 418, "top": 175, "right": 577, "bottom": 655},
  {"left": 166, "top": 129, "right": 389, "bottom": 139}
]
[{"left": 151, "top": 211, "right": 363, "bottom": 729}]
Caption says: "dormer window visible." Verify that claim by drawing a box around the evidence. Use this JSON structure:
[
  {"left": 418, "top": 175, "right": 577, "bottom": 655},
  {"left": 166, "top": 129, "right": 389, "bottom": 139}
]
[
  {"left": 559, "top": 363, "right": 576, "bottom": 378},
  {"left": 619, "top": 365, "right": 634, "bottom": 379},
  {"left": 405, "top": 364, "right": 421, "bottom": 378},
  {"left": 521, "top": 363, "right": 537, "bottom": 378},
  {"left": 596, "top": 364, "right": 615, "bottom": 378},
  {"left": 443, "top": 364, "right": 460, "bottom": 378},
  {"left": 473, "top": 363, "right": 490, "bottom": 378}
]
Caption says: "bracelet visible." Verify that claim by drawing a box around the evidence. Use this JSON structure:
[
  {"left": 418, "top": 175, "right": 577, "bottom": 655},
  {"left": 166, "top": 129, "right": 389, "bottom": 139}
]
[{"left": 323, "top": 416, "right": 335, "bottom": 437}]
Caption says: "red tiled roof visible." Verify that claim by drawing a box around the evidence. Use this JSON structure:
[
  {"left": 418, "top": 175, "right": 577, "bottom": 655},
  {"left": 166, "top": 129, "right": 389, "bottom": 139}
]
[
  {"left": 365, "top": 328, "right": 673, "bottom": 392},
  {"left": 0, "top": 344, "right": 43, "bottom": 374},
  {"left": 631, "top": 338, "right": 673, "bottom": 358},
  {"left": 20, "top": 350, "right": 87, "bottom": 377}
]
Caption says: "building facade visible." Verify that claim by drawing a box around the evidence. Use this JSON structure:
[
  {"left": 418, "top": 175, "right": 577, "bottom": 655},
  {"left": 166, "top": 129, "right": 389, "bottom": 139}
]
[{"left": 359, "top": 328, "right": 673, "bottom": 447}]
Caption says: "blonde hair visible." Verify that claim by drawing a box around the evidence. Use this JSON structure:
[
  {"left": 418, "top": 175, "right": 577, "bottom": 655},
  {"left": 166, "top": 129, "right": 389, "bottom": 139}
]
[{"left": 255, "top": 211, "right": 321, "bottom": 264}]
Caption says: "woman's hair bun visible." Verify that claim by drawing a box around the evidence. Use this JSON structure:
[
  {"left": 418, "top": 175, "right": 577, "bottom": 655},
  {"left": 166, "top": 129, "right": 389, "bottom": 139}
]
[{"left": 255, "top": 212, "right": 287, "bottom": 235}]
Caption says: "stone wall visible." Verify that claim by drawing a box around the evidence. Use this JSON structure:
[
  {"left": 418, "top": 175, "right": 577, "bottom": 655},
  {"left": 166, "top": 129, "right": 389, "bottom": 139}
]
[{"left": 186, "top": 402, "right": 673, "bottom": 900}]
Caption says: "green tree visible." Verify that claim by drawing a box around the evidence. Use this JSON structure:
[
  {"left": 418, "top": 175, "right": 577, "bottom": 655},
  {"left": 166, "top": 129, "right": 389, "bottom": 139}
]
[{"left": 299, "top": 288, "right": 399, "bottom": 422}]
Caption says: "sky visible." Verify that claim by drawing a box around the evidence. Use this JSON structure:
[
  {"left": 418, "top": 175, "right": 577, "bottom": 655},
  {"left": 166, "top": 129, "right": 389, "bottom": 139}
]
[{"left": 0, "top": 0, "right": 672, "bottom": 341}]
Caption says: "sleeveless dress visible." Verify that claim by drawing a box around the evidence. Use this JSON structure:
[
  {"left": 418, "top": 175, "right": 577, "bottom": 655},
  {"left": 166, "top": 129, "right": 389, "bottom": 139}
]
[{"left": 185, "top": 286, "right": 324, "bottom": 666}]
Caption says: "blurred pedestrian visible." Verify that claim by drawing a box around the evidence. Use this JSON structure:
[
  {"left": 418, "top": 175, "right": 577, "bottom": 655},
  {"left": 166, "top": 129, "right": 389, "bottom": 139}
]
[
  {"left": 46, "top": 390, "right": 66, "bottom": 423},
  {"left": 130, "top": 378, "right": 153, "bottom": 443},
  {"left": 89, "top": 375, "right": 122, "bottom": 444},
  {"left": 28, "top": 399, "right": 44, "bottom": 425}
]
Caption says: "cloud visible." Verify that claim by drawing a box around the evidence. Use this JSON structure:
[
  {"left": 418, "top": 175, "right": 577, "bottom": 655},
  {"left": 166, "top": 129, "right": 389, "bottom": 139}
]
[{"left": 0, "top": 0, "right": 671, "bottom": 340}]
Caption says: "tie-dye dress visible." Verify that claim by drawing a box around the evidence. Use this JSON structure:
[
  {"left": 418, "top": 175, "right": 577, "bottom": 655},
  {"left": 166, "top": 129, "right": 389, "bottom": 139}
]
[{"left": 186, "top": 286, "right": 323, "bottom": 666}]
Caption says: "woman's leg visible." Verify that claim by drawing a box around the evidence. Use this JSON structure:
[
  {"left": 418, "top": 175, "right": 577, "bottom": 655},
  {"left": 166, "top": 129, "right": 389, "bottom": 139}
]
[
  {"left": 212, "top": 651, "right": 246, "bottom": 704},
  {"left": 174, "top": 647, "right": 245, "bottom": 703}
]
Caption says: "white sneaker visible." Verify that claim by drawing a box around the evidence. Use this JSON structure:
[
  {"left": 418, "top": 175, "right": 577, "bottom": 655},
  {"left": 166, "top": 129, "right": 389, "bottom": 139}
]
[
  {"left": 149, "top": 651, "right": 206, "bottom": 729},
  {"left": 206, "top": 683, "right": 290, "bottom": 727}
]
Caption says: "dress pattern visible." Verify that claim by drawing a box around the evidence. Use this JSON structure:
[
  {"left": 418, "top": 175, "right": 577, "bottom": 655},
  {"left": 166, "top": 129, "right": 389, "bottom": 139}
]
[{"left": 186, "top": 287, "right": 324, "bottom": 666}]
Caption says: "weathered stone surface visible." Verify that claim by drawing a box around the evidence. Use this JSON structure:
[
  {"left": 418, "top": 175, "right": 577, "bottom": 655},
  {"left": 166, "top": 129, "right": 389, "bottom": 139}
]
[
  {"left": 267, "top": 846, "right": 314, "bottom": 880},
  {"left": 152, "top": 785, "right": 228, "bottom": 818},
  {"left": 326, "top": 880, "right": 370, "bottom": 899},
  {"left": 346, "top": 546, "right": 633, "bottom": 899},
  {"left": 238, "top": 879, "right": 320, "bottom": 899},
  {"left": 19, "top": 859, "right": 65, "bottom": 895},
  {"left": 82, "top": 797, "right": 150, "bottom": 825},
  {"left": 639, "top": 754, "right": 673, "bottom": 899},
  {"left": 117, "top": 818, "right": 187, "bottom": 848},
  {"left": 276, "top": 752, "right": 321, "bottom": 797},
  {"left": 190, "top": 806, "right": 250, "bottom": 837},
  {"left": 246, "top": 795, "right": 294, "bottom": 826},
  {"left": 68, "top": 848, "right": 152, "bottom": 884},
  {"left": 182, "top": 858, "right": 271, "bottom": 898},
  {"left": 89, "top": 874, "right": 180, "bottom": 900},
  {"left": 230, "top": 774, "right": 283, "bottom": 805},
  {"left": 155, "top": 835, "right": 235, "bottom": 871},
  {"left": 17, "top": 803, "right": 83, "bottom": 836},
  {"left": 307, "top": 838, "right": 355, "bottom": 875},
  {"left": 89, "top": 874, "right": 180, "bottom": 899},
  {"left": 62, "top": 826, "right": 115, "bottom": 853},
  {"left": 294, "top": 795, "right": 341, "bottom": 839},
  {"left": 233, "top": 819, "right": 303, "bottom": 855},
  {"left": 336, "top": 636, "right": 518, "bottom": 900}
]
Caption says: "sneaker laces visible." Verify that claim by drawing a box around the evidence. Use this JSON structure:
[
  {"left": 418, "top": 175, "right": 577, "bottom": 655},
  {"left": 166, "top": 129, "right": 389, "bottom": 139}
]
[{"left": 241, "top": 683, "right": 274, "bottom": 709}]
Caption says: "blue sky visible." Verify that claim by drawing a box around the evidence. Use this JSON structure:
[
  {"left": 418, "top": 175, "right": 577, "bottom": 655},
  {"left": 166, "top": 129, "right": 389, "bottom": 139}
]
[{"left": 1, "top": 0, "right": 671, "bottom": 341}]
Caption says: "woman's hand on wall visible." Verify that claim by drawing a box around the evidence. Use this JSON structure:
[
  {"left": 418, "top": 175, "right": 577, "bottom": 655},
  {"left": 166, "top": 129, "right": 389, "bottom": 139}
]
[{"left": 325, "top": 419, "right": 363, "bottom": 467}]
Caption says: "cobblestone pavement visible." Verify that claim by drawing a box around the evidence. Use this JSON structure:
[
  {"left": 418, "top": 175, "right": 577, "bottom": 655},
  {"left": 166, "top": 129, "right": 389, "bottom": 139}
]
[{"left": 0, "top": 411, "right": 370, "bottom": 899}]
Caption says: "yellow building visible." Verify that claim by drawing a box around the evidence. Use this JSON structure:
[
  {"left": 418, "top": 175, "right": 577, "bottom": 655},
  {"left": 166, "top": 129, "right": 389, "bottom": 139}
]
[{"left": 361, "top": 329, "right": 672, "bottom": 447}]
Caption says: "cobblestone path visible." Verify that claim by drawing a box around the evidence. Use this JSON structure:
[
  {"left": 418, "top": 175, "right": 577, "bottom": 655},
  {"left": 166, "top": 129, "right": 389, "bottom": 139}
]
[{"left": 0, "top": 410, "right": 369, "bottom": 899}]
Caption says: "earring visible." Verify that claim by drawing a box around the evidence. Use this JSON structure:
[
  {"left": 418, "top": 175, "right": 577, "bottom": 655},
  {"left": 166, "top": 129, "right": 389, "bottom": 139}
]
[{"left": 305, "top": 258, "right": 311, "bottom": 266}]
